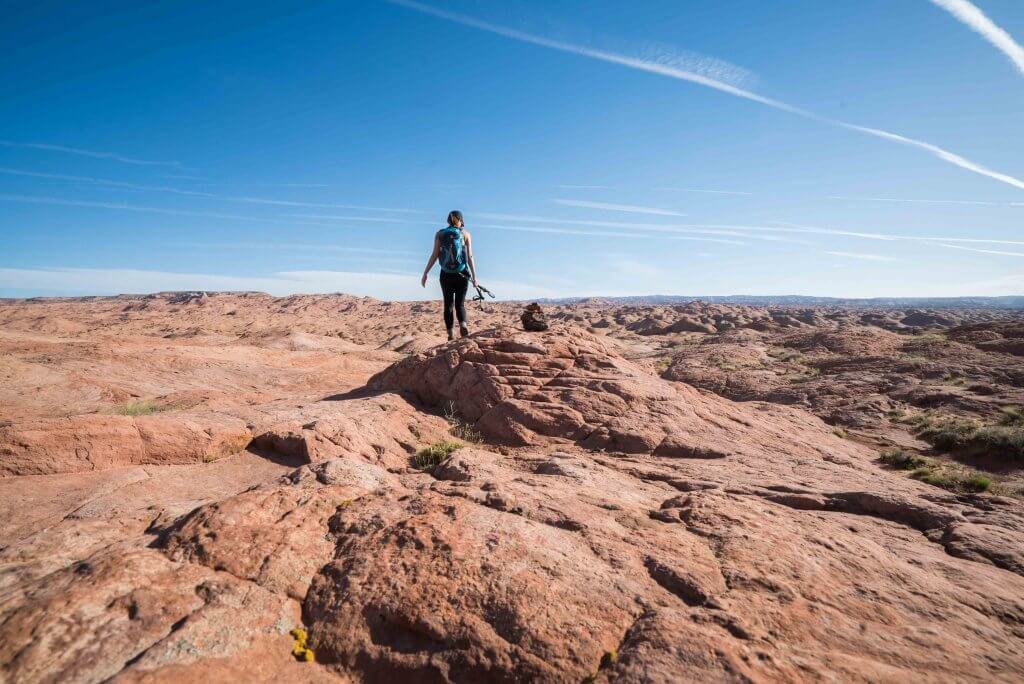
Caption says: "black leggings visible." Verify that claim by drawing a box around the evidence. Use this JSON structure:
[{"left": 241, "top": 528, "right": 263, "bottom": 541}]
[{"left": 440, "top": 270, "right": 468, "bottom": 330}]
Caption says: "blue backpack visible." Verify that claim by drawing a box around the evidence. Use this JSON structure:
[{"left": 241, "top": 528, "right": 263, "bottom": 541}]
[{"left": 438, "top": 226, "right": 468, "bottom": 274}]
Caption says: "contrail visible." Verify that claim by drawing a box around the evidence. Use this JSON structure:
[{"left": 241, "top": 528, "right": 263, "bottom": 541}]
[
  {"left": 825, "top": 251, "right": 900, "bottom": 262},
  {"left": 0, "top": 193, "right": 411, "bottom": 228},
  {"left": 553, "top": 199, "right": 686, "bottom": 216},
  {"left": 929, "top": 0, "right": 1024, "bottom": 75},
  {"left": 0, "top": 140, "right": 182, "bottom": 167},
  {"left": 655, "top": 187, "right": 753, "bottom": 196},
  {"left": 0, "top": 167, "right": 423, "bottom": 214},
  {"left": 827, "top": 195, "right": 1007, "bottom": 206},
  {"left": 387, "top": 0, "right": 1024, "bottom": 192},
  {"left": 937, "top": 243, "right": 1024, "bottom": 257},
  {"left": 384, "top": 0, "right": 810, "bottom": 115}
]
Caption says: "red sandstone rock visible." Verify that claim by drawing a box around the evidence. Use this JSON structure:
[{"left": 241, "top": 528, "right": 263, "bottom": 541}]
[{"left": 0, "top": 295, "right": 1022, "bottom": 682}]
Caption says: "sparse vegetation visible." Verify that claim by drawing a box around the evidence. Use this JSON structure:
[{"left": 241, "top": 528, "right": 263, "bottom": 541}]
[
  {"left": 910, "top": 466, "right": 990, "bottom": 493},
  {"left": 998, "top": 405, "right": 1024, "bottom": 427},
  {"left": 832, "top": 427, "right": 848, "bottom": 439},
  {"left": 880, "top": 447, "right": 991, "bottom": 492},
  {"left": 906, "top": 332, "right": 947, "bottom": 345},
  {"left": 886, "top": 408, "right": 907, "bottom": 421},
  {"left": 114, "top": 399, "right": 164, "bottom": 416},
  {"left": 414, "top": 441, "right": 462, "bottom": 470},
  {"left": 444, "top": 401, "right": 482, "bottom": 443},
  {"left": 783, "top": 366, "right": 820, "bottom": 383},
  {"left": 654, "top": 356, "right": 672, "bottom": 374},
  {"left": 767, "top": 347, "right": 804, "bottom": 363},
  {"left": 900, "top": 411, "right": 1024, "bottom": 462},
  {"left": 879, "top": 448, "right": 927, "bottom": 470}
]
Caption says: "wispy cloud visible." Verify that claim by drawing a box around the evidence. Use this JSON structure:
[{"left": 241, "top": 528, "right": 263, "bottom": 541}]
[
  {"left": 929, "top": 0, "right": 1024, "bottom": 75},
  {"left": 668, "top": 236, "right": 748, "bottom": 246},
  {"left": 827, "top": 194, "right": 1008, "bottom": 206},
  {"left": 937, "top": 243, "right": 1024, "bottom": 257},
  {"left": 290, "top": 213, "right": 422, "bottom": 223},
  {"left": 0, "top": 140, "right": 182, "bottom": 167},
  {"left": 655, "top": 187, "right": 753, "bottom": 196},
  {"left": 825, "top": 251, "right": 900, "bottom": 262},
  {"left": 172, "top": 242, "right": 417, "bottom": 255},
  {"left": 777, "top": 221, "right": 1024, "bottom": 247},
  {"left": 0, "top": 167, "right": 422, "bottom": 214},
  {"left": 0, "top": 193, "right": 410, "bottom": 229},
  {"left": 476, "top": 223, "right": 648, "bottom": 238},
  {"left": 917, "top": 236, "right": 1024, "bottom": 246},
  {"left": 478, "top": 212, "right": 903, "bottom": 241},
  {"left": 389, "top": 0, "right": 1024, "bottom": 191},
  {"left": 477, "top": 222, "right": 746, "bottom": 244},
  {"left": 770, "top": 221, "right": 902, "bottom": 241},
  {"left": 553, "top": 198, "right": 686, "bottom": 216}
]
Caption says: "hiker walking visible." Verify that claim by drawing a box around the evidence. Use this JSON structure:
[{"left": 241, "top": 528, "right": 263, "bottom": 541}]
[{"left": 421, "top": 210, "right": 478, "bottom": 341}]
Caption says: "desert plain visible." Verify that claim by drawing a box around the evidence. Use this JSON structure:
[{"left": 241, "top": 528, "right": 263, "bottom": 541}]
[{"left": 1, "top": 292, "right": 1023, "bottom": 682}]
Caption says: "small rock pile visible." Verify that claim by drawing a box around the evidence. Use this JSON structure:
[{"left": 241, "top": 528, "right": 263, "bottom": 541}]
[{"left": 521, "top": 303, "right": 548, "bottom": 331}]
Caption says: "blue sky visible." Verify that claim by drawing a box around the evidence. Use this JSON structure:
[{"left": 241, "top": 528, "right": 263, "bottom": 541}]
[{"left": 1, "top": 0, "right": 1023, "bottom": 299}]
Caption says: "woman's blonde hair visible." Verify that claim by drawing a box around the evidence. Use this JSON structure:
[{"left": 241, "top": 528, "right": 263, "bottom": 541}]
[{"left": 447, "top": 210, "right": 464, "bottom": 227}]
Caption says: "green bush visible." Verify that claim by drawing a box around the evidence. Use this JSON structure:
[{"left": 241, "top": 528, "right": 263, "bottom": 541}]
[
  {"left": 963, "top": 474, "right": 992, "bottom": 493},
  {"left": 414, "top": 441, "right": 462, "bottom": 470}
]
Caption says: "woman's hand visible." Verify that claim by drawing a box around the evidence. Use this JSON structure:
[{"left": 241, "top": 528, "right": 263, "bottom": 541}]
[
  {"left": 421, "top": 272, "right": 428, "bottom": 288},
  {"left": 471, "top": 277, "right": 478, "bottom": 288}
]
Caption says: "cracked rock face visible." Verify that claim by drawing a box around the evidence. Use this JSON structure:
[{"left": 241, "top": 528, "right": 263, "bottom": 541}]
[
  {"left": 369, "top": 326, "right": 858, "bottom": 464},
  {"left": 1, "top": 305, "right": 1024, "bottom": 682}
]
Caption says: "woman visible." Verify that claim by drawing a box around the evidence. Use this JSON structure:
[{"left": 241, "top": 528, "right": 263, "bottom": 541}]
[{"left": 421, "top": 210, "right": 478, "bottom": 341}]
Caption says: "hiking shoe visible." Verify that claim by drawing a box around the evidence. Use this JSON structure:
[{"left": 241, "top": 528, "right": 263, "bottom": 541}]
[
  {"left": 446, "top": 328, "right": 455, "bottom": 341},
  {"left": 459, "top": 325, "right": 469, "bottom": 338}
]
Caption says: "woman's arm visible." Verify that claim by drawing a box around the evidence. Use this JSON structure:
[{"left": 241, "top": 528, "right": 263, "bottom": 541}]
[
  {"left": 421, "top": 233, "right": 440, "bottom": 287},
  {"left": 464, "top": 231, "right": 478, "bottom": 287}
]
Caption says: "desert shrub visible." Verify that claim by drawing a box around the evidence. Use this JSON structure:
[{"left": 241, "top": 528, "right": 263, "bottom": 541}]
[
  {"left": 963, "top": 474, "right": 992, "bottom": 492},
  {"left": 907, "top": 332, "right": 947, "bottom": 345},
  {"left": 914, "top": 417, "right": 978, "bottom": 451},
  {"left": 971, "top": 425, "right": 1024, "bottom": 461},
  {"left": 910, "top": 466, "right": 991, "bottom": 493},
  {"left": 998, "top": 405, "right": 1024, "bottom": 427},
  {"left": 654, "top": 356, "right": 672, "bottom": 374},
  {"left": 115, "top": 400, "right": 162, "bottom": 416},
  {"left": 906, "top": 412, "right": 1024, "bottom": 462},
  {"left": 879, "top": 448, "right": 927, "bottom": 470},
  {"left": 767, "top": 347, "right": 803, "bottom": 363},
  {"left": 784, "top": 366, "right": 820, "bottom": 383},
  {"left": 444, "top": 401, "right": 482, "bottom": 443},
  {"left": 414, "top": 441, "right": 462, "bottom": 470}
]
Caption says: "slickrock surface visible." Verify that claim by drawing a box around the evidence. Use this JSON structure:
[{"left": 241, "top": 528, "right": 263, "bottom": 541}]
[{"left": 1, "top": 292, "right": 1023, "bottom": 682}]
